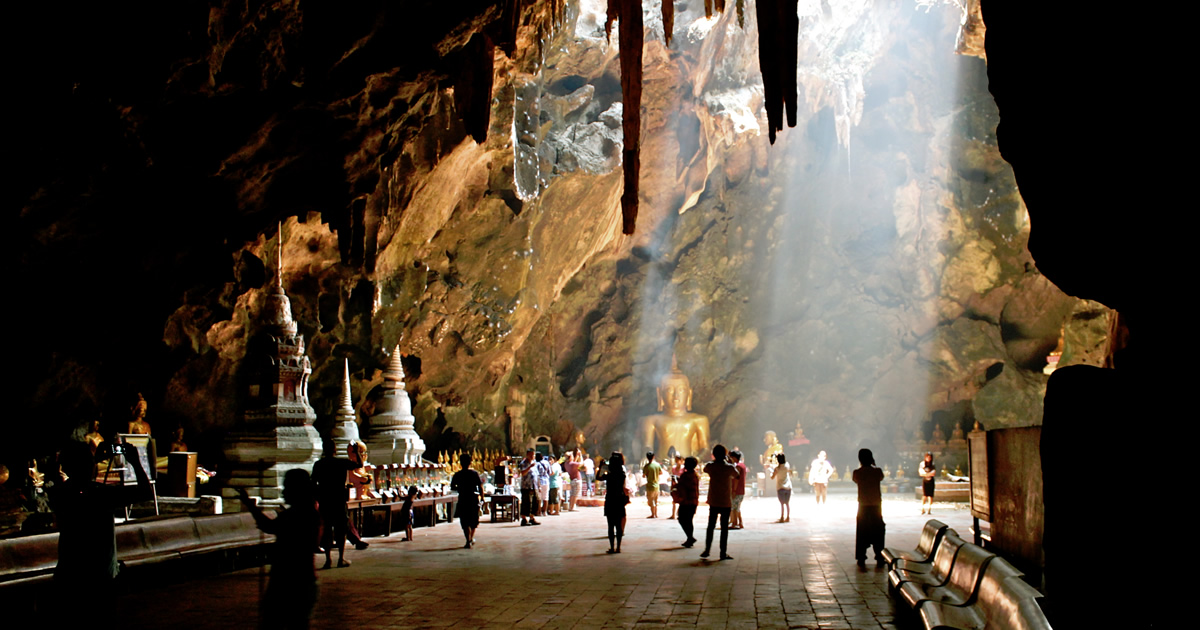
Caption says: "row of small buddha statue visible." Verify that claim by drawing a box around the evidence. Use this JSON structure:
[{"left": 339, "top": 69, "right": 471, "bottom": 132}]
[
  {"left": 358, "top": 460, "right": 449, "bottom": 500},
  {"left": 438, "top": 448, "right": 503, "bottom": 474},
  {"left": 897, "top": 422, "right": 970, "bottom": 455}
]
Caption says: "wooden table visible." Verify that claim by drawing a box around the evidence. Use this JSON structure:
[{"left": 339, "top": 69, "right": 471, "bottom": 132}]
[
  {"left": 488, "top": 493, "right": 517, "bottom": 522},
  {"left": 361, "top": 494, "right": 458, "bottom": 537}
]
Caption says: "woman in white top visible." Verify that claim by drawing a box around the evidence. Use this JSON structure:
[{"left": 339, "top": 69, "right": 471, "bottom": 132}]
[{"left": 771, "top": 453, "right": 793, "bottom": 522}]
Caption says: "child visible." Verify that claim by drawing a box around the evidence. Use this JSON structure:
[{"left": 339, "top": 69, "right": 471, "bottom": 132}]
[
  {"left": 397, "top": 485, "right": 419, "bottom": 541},
  {"left": 852, "top": 448, "right": 885, "bottom": 567}
]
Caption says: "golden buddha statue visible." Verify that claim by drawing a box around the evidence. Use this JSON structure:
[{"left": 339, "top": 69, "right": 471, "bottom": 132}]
[
  {"left": 85, "top": 421, "right": 104, "bottom": 454},
  {"left": 639, "top": 355, "right": 710, "bottom": 458},
  {"left": 128, "top": 393, "right": 151, "bottom": 435},
  {"left": 760, "top": 431, "right": 784, "bottom": 474}
]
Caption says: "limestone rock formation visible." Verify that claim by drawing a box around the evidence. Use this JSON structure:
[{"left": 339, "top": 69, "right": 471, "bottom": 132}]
[{"left": 11, "top": 1, "right": 1115, "bottom": 473}]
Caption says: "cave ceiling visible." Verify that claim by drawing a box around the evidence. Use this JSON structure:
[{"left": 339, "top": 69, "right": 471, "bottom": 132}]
[{"left": 10, "top": 0, "right": 1116, "bottom": 468}]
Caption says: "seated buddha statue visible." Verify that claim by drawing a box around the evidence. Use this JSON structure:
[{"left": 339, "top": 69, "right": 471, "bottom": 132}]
[
  {"left": 639, "top": 355, "right": 710, "bottom": 458},
  {"left": 128, "top": 393, "right": 151, "bottom": 435},
  {"left": 760, "top": 430, "right": 784, "bottom": 475}
]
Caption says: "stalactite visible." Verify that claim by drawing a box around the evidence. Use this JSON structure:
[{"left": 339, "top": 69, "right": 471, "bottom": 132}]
[
  {"left": 606, "top": 0, "right": 643, "bottom": 235},
  {"left": 662, "top": 0, "right": 674, "bottom": 46},
  {"left": 755, "top": 0, "right": 799, "bottom": 144}
]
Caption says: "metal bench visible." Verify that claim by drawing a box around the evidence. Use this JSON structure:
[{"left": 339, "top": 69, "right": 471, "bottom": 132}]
[
  {"left": 900, "top": 543, "right": 997, "bottom": 610},
  {"left": 883, "top": 519, "right": 948, "bottom": 570},
  {"left": 889, "top": 531, "right": 966, "bottom": 592},
  {"left": 1, "top": 514, "right": 273, "bottom": 590},
  {"left": 918, "top": 557, "right": 1050, "bottom": 630}
]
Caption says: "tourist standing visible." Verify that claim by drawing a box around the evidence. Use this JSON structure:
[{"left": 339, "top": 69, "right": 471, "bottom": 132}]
[
  {"left": 519, "top": 449, "right": 541, "bottom": 526},
  {"left": 853, "top": 448, "right": 886, "bottom": 567},
  {"left": 668, "top": 455, "right": 684, "bottom": 519},
  {"left": 581, "top": 453, "right": 596, "bottom": 495},
  {"left": 396, "top": 485, "right": 419, "bottom": 541},
  {"left": 772, "top": 453, "right": 793, "bottom": 522},
  {"left": 808, "top": 450, "right": 834, "bottom": 505},
  {"left": 548, "top": 454, "right": 562, "bottom": 515},
  {"left": 674, "top": 456, "right": 700, "bottom": 547},
  {"left": 643, "top": 451, "right": 662, "bottom": 518},
  {"left": 597, "top": 452, "right": 628, "bottom": 553},
  {"left": 701, "top": 444, "right": 741, "bottom": 560},
  {"left": 535, "top": 453, "right": 551, "bottom": 516},
  {"left": 311, "top": 440, "right": 361, "bottom": 568},
  {"left": 730, "top": 450, "right": 747, "bottom": 529},
  {"left": 238, "top": 469, "right": 320, "bottom": 629},
  {"left": 565, "top": 451, "right": 582, "bottom": 511},
  {"left": 451, "top": 453, "right": 483, "bottom": 548},
  {"left": 919, "top": 452, "right": 936, "bottom": 515}
]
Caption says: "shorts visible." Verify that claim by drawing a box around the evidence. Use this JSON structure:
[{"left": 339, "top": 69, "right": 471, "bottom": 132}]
[
  {"left": 549, "top": 487, "right": 559, "bottom": 504},
  {"left": 647, "top": 487, "right": 659, "bottom": 503},
  {"left": 732, "top": 494, "right": 745, "bottom": 511},
  {"left": 777, "top": 488, "right": 792, "bottom": 504},
  {"left": 538, "top": 484, "right": 549, "bottom": 503}
]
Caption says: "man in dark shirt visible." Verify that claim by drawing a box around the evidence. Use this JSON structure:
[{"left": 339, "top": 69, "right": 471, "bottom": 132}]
[
  {"left": 701, "top": 444, "right": 742, "bottom": 560},
  {"left": 311, "top": 440, "right": 359, "bottom": 568},
  {"left": 852, "top": 448, "right": 886, "bottom": 566}
]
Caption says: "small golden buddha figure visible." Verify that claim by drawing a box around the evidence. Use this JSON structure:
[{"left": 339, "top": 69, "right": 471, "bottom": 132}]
[
  {"left": 760, "top": 431, "right": 784, "bottom": 474},
  {"left": 85, "top": 421, "right": 104, "bottom": 454},
  {"left": 930, "top": 422, "right": 946, "bottom": 446},
  {"left": 128, "top": 393, "right": 151, "bottom": 435},
  {"left": 170, "top": 427, "right": 188, "bottom": 453},
  {"left": 639, "top": 354, "right": 711, "bottom": 458}
]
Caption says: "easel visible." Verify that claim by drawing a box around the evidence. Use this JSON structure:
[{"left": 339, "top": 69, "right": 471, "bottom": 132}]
[{"left": 101, "top": 434, "right": 160, "bottom": 518}]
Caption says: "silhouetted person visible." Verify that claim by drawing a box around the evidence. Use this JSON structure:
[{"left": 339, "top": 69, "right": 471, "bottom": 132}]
[
  {"left": 597, "top": 452, "right": 628, "bottom": 553},
  {"left": 450, "top": 453, "right": 483, "bottom": 548},
  {"left": 51, "top": 437, "right": 151, "bottom": 627},
  {"left": 674, "top": 456, "right": 700, "bottom": 547},
  {"left": 311, "top": 440, "right": 359, "bottom": 568},
  {"left": 239, "top": 469, "right": 320, "bottom": 630},
  {"left": 919, "top": 452, "right": 936, "bottom": 515},
  {"left": 702, "top": 444, "right": 741, "bottom": 560},
  {"left": 852, "top": 448, "right": 885, "bottom": 567}
]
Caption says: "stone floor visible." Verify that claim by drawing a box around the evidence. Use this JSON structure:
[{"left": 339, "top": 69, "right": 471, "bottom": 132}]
[{"left": 121, "top": 490, "right": 973, "bottom": 629}]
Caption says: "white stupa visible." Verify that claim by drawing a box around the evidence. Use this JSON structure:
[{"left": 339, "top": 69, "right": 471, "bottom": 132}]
[{"left": 364, "top": 345, "right": 425, "bottom": 465}]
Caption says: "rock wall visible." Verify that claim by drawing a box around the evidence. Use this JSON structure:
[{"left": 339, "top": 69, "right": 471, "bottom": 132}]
[{"left": 10, "top": 0, "right": 1107, "bottom": 470}]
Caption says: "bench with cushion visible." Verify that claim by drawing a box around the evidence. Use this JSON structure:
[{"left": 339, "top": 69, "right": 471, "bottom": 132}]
[
  {"left": 890, "top": 531, "right": 966, "bottom": 591},
  {"left": 918, "top": 557, "right": 1050, "bottom": 630},
  {"left": 0, "top": 533, "right": 58, "bottom": 588},
  {"left": 883, "top": 519, "right": 949, "bottom": 570},
  {"left": 1, "top": 513, "right": 273, "bottom": 590}
]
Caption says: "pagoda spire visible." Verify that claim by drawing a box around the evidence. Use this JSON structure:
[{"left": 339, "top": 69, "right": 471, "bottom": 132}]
[
  {"left": 276, "top": 220, "right": 284, "bottom": 291},
  {"left": 331, "top": 357, "right": 361, "bottom": 457}
]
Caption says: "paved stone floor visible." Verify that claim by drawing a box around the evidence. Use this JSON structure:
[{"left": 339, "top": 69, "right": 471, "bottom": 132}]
[{"left": 121, "top": 490, "right": 973, "bottom": 629}]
